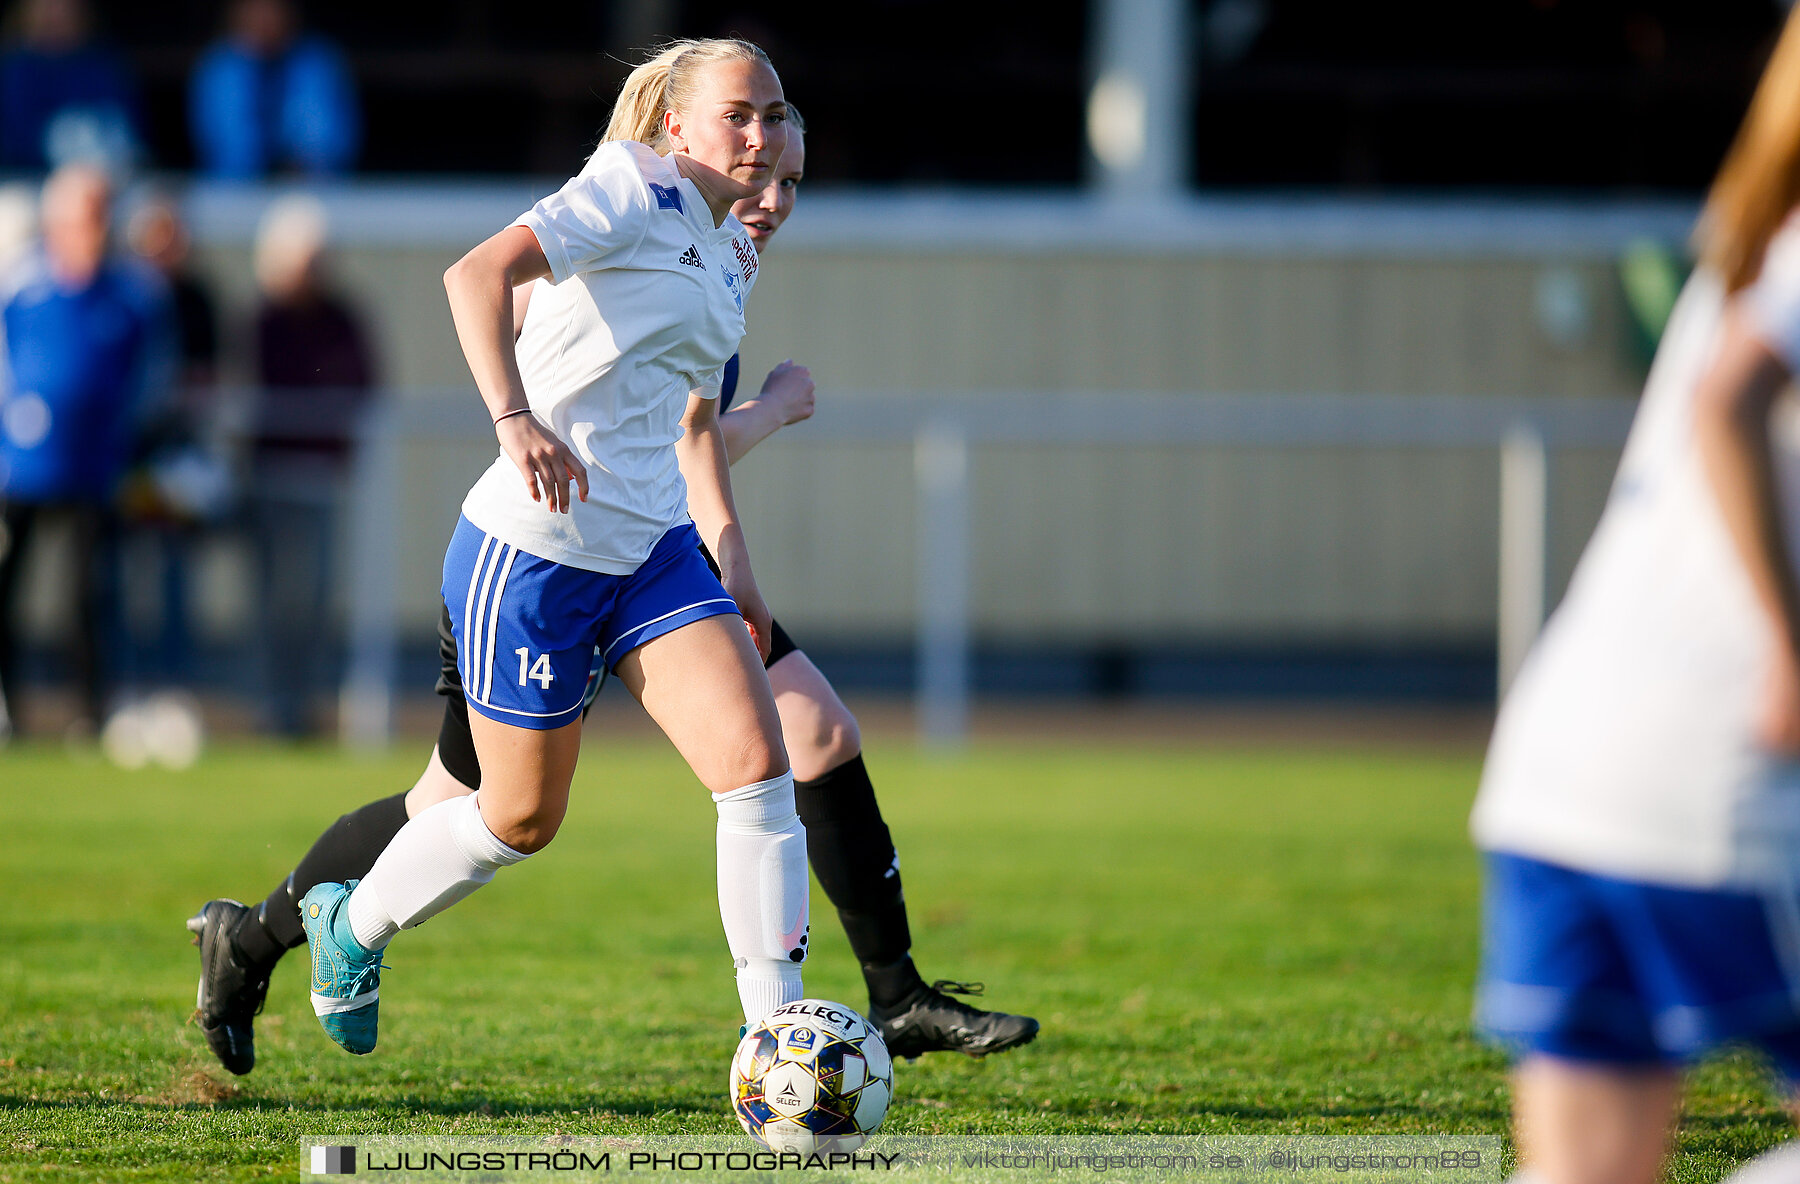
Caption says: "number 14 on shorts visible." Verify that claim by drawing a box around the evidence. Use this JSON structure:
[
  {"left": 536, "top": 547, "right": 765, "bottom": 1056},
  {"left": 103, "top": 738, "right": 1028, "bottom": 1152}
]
[{"left": 515, "top": 648, "right": 555, "bottom": 688}]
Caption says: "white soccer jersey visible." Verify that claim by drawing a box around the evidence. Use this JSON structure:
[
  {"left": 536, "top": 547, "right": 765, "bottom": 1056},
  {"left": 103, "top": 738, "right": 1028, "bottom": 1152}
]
[
  {"left": 1471, "top": 218, "right": 1800, "bottom": 890},
  {"left": 459, "top": 139, "right": 763, "bottom": 574}
]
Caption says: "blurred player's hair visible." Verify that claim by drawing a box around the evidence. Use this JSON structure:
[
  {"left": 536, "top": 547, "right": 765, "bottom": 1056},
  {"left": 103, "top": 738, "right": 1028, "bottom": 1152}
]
[
  {"left": 1699, "top": 5, "right": 1800, "bottom": 292},
  {"left": 603, "top": 39, "right": 782, "bottom": 153}
]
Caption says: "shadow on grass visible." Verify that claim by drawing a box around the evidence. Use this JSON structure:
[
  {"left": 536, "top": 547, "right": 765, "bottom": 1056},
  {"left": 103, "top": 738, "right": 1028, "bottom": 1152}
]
[
  {"left": 0, "top": 1091, "right": 724, "bottom": 1120},
  {"left": 1025, "top": 1095, "right": 1510, "bottom": 1126}
]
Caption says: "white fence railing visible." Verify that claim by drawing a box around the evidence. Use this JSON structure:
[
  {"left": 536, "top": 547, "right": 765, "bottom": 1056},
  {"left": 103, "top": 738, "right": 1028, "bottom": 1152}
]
[{"left": 338, "top": 390, "right": 1635, "bottom": 747}]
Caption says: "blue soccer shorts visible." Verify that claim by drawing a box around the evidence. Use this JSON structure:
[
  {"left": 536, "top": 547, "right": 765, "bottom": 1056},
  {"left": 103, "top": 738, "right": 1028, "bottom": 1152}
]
[
  {"left": 443, "top": 516, "right": 739, "bottom": 729},
  {"left": 1475, "top": 851, "right": 1800, "bottom": 1082}
]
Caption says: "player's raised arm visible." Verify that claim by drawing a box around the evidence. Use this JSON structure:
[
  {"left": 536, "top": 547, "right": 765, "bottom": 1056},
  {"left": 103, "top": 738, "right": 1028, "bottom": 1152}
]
[
  {"left": 720, "top": 359, "right": 815, "bottom": 464},
  {"left": 443, "top": 224, "right": 588, "bottom": 512}
]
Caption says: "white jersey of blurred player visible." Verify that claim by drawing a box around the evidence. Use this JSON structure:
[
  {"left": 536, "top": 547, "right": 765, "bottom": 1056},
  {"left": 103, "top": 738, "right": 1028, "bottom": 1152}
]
[{"left": 1472, "top": 219, "right": 1800, "bottom": 890}]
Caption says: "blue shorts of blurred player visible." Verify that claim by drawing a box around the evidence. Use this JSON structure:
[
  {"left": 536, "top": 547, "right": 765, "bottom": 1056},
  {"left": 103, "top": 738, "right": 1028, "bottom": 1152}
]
[{"left": 1476, "top": 851, "right": 1800, "bottom": 1083}]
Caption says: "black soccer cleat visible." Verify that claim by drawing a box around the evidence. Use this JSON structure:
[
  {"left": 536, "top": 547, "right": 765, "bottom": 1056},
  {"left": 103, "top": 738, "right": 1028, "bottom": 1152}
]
[
  {"left": 870, "top": 980, "right": 1039, "bottom": 1060},
  {"left": 186, "top": 899, "right": 274, "bottom": 1076}
]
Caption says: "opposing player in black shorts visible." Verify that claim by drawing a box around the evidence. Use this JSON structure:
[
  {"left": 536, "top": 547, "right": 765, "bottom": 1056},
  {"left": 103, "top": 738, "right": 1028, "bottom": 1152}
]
[{"left": 188, "top": 118, "right": 1036, "bottom": 1075}]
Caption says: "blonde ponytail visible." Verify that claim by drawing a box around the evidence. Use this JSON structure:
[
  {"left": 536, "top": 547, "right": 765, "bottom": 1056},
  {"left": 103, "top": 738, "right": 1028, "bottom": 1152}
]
[
  {"left": 1698, "top": 6, "right": 1800, "bottom": 293},
  {"left": 601, "top": 39, "right": 775, "bottom": 153}
]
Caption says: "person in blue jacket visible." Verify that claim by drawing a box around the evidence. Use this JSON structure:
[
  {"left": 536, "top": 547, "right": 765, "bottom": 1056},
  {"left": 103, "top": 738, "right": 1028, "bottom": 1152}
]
[
  {"left": 188, "top": 0, "right": 359, "bottom": 179},
  {"left": 0, "top": 0, "right": 142, "bottom": 171},
  {"left": 0, "top": 163, "right": 172, "bottom": 739}
]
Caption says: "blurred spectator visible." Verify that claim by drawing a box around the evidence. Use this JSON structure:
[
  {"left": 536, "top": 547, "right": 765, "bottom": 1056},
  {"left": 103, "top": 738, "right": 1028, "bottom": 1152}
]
[
  {"left": 248, "top": 195, "right": 376, "bottom": 737},
  {"left": 0, "top": 0, "right": 142, "bottom": 172},
  {"left": 189, "top": 0, "right": 360, "bottom": 180},
  {"left": 0, "top": 182, "right": 37, "bottom": 265},
  {"left": 116, "top": 197, "right": 228, "bottom": 695},
  {"left": 129, "top": 199, "right": 217, "bottom": 392},
  {"left": 0, "top": 164, "right": 172, "bottom": 740}
]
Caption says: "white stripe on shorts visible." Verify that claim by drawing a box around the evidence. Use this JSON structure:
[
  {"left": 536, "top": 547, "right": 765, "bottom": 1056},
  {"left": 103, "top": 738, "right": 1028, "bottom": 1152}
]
[
  {"left": 461, "top": 532, "right": 495, "bottom": 692},
  {"left": 468, "top": 540, "right": 507, "bottom": 699},
  {"left": 466, "top": 536, "right": 505, "bottom": 694},
  {"left": 464, "top": 697, "right": 586, "bottom": 720},
  {"left": 602, "top": 597, "right": 738, "bottom": 666},
  {"left": 482, "top": 544, "right": 521, "bottom": 703}
]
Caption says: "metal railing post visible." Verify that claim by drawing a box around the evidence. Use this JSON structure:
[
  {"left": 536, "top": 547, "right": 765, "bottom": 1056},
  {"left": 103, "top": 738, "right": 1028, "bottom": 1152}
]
[
  {"left": 1497, "top": 421, "right": 1550, "bottom": 699},
  {"left": 915, "top": 418, "right": 971, "bottom": 746},
  {"left": 339, "top": 400, "right": 399, "bottom": 748}
]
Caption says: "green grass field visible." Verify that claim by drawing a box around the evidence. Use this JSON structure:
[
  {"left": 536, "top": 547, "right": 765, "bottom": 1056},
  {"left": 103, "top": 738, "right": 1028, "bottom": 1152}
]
[{"left": 0, "top": 731, "right": 1792, "bottom": 1181}]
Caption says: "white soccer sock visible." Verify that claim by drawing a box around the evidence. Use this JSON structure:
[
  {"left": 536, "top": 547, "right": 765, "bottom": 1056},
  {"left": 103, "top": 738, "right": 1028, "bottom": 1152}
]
[
  {"left": 1719, "top": 1142, "right": 1800, "bottom": 1184},
  {"left": 714, "top": 772, "right": 809, "bottom": 1024},
  {"left": 737, "top": 960, "right": 805, "bottom": 1028},
  {"left": 346, "top": 793, "right": 530, "bottom": 950}
]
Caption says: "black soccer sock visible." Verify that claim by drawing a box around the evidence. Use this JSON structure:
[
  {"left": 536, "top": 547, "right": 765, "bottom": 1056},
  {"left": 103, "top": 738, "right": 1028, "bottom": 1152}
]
[
  {"left": 861, "top": 954, "right": 928, "bottom": 1010},
  {"left": 436, "top": 693, "right": 483, "bottom": 793},
  {"left": 251, "top": 791, "right": 413, "bottom": 952},
  {"left": 792, "top": 754, "right": 916, "bottom": 989}
]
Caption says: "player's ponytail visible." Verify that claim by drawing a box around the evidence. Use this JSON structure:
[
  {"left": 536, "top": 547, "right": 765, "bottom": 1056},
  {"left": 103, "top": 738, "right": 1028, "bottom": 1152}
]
[
  {"left": 602, "top": 43, "right": 688, "bottom": 147},
  {"left": 601, "top": 39, "right": 776, "bottom": 153},
  {"left": 1698, "top": 5, "right": 1800, "bottom": 293}
]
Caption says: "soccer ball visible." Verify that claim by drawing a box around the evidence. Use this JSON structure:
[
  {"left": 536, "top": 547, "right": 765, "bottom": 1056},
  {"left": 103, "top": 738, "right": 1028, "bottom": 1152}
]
[{"left": 730, "top": 998, "right": 893, "bottom": 1153}]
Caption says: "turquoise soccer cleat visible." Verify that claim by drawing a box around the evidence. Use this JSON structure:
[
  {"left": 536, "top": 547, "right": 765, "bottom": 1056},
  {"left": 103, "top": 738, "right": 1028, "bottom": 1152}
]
[{"left": 300, "top": 880, "right": 385, "bottom": 1055}]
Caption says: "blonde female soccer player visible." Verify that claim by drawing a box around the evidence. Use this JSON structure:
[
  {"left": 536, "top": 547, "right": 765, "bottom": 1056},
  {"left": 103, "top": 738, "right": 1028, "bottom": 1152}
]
[
  {"left": 188, "top": 115, "right": 1035, "bottom": 1072},
  {"left": 297, "top": 38, "right": 808, "bottom": 1055},
  {"left": 1472, "top": 9, "right": 1800, "bottom": 1182}
]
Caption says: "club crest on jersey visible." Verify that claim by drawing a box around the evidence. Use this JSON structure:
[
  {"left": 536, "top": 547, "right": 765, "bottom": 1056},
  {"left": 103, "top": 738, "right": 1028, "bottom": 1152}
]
[
  {"left": 648, "top": 182, "right": 684, "bottom": 213},
  {"left": 677, "top": 244, "right": 704, "bottom": 269},
  {"left": 721, "top": 266, "right": 743, "bottom": 313},
  {"left": 732, "top": 237, "right": 758, "bottom": 282}
]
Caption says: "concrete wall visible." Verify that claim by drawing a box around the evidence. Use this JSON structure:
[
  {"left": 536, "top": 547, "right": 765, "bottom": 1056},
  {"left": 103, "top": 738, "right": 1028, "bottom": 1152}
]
[{"left": 17, "top": 186, "right": 1693, "bottom": 657}]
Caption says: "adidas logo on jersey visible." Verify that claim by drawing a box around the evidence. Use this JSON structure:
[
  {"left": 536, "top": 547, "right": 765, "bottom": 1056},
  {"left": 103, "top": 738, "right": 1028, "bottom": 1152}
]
[{"left": 678, "top": 245, "right": 705, "bottom": 269}]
